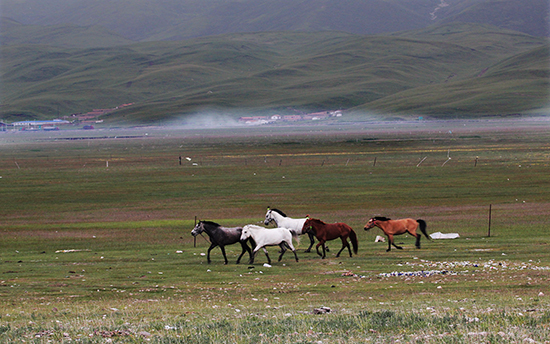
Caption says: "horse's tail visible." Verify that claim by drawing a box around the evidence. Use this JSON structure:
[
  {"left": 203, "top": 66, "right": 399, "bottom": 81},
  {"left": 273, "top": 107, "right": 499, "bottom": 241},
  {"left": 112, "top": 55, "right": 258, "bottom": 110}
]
[
  {"left": 289, "top": 228, "right": 300, "bottom": 239},
  {"left": 349, "top": 228, "right": 358, "bottom": 254},
  {"left": 417, "top": 219, "right": 430, "bottom": 240}
]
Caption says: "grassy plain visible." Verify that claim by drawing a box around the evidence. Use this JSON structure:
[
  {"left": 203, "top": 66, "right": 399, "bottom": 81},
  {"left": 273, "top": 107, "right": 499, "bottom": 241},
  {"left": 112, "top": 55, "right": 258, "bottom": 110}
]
[{"left": 0, "top": 118, "right": 549, "bottom": 343}]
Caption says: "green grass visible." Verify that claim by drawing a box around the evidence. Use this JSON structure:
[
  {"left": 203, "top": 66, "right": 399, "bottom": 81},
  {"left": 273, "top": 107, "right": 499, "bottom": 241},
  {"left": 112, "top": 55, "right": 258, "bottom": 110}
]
[{"left": 1, "top": 120, "right": 550, "bottom": 342}]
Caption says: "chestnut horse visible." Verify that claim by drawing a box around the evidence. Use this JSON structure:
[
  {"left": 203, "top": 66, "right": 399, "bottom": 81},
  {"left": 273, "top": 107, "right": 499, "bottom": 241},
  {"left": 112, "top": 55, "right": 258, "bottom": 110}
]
[
  {"left": 364, "top": 217, "right": 429, "bottom": 252},
  {"left": 302, "top": 218, "right": 358, "bottom": 259}
]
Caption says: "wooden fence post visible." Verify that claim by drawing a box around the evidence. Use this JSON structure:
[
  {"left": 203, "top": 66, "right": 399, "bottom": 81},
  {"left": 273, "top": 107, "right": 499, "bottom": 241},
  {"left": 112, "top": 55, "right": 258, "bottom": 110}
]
[{"left": 488, "top": 204, "right": 492, "bottom": 237}]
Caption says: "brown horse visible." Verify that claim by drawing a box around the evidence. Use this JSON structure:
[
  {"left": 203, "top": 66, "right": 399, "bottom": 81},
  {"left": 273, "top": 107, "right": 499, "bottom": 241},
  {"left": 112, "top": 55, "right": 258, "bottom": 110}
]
[
  {"left": 302, "top": 218, "right": 358, "bottom": 259},
  {"left": 364, "top": 217, "right": 429, "bottom": 252}
]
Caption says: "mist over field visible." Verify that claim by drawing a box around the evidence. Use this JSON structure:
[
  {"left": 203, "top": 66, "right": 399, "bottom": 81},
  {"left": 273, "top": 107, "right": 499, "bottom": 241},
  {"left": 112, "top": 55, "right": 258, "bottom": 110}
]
[{"left": 167, "top": 112, "right": 247, "bottom": 129}]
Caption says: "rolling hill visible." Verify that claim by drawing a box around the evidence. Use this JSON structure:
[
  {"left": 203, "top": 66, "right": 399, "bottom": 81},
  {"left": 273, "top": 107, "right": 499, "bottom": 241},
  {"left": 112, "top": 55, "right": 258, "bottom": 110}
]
[
  {"left": 0, "top": 0, "right": 548, "bottom": 123},
  {"left": 1, "top": 23, "right": 548, "bottom": 123}
]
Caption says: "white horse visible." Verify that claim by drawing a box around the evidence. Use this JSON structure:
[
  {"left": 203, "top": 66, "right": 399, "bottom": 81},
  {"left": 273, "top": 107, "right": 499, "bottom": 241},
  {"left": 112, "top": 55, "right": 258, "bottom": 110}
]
[
  {"left": 240, "top": 224, "right": 299, "bottom": 264},
  {"left": 264, "top": 207, "right": 319, "bottom": 252}
]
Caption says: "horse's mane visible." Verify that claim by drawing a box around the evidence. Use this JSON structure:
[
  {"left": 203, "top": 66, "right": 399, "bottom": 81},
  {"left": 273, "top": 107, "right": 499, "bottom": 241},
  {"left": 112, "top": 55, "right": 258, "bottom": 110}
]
[
  {"left": 270, "top": 208, "right": 288, "bottom": 217},
  {"left": 308, "top": 218, "right": 326, "bottom": 225},
  {"left": 373, "top": 216, "right": 391, "bottom": 221},
  {"left": 200, "top": 220, "right": 221, "bottom": 227}
]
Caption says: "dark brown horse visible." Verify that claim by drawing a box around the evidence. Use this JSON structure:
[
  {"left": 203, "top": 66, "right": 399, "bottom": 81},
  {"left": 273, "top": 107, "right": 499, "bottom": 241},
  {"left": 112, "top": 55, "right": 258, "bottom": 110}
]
[
  {"left": 302, "top": 218, "right": 358, "bottom": 259},
  {"left": 364, "top": 217, "right": 429, "bottom": 252}
]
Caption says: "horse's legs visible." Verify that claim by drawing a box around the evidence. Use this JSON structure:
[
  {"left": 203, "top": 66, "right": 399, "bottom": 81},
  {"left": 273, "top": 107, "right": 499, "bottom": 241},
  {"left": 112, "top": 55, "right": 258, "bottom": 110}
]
[
  {"left": 292, "top": 247, "right": 299, "bottom": 262},
  {"left": 250, "top": 248, "right": 258, "bottom": 264},
  {"left": 345, "top": 237, "right": 353, "bottom": 257},
  {"left": 278, "top": 243, "right": 286, "bottom": 261},
  {"left": 336, "top": 237, "right": 347, "bottom": 257},
  {"left": 414, "top": 232, "right": 421, "bottom": 249},
  {"left": 236, "top": 241, "right": 251, "bottom": 264},
  {"left": 305, "top": 232, "right": 316, "bottom": 252},
  {"left": 315, "top": 242, "right": 324, "bottom": 258},
  {"left": 219, "top": 246, "right": 229, "bottom": 265},
  {"left": 245, "top": 241, "right": 254, "bottom": 264},
  {"left": 335, "top": 240, "right": 352, "bottom": 257},
  {"left": 261, "top": 247, "right": 271, "bottom": 265},
  {"left": 387, "top": 234, "right": 403, "bottom": 251},
  {"left": 207, "top": 244, "right": 217, "bottom": 263},
  {"left": 282, "top": 241, "right": 299, "bottom": 262}
]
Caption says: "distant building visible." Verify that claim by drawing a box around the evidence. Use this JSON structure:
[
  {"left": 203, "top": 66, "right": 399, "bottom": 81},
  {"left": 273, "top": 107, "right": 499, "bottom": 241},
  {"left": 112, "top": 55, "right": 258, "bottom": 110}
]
[{"left": 12, "top": 119, "right": 70, "bottom": 130}]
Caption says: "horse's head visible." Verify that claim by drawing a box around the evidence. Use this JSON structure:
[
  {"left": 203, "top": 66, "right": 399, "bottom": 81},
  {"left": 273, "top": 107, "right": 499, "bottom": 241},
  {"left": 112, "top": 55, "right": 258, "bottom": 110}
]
[
  {"left": 364, "top": 218, "right": 377, "bottom": 231},
  {"left": 302, "top": 218, "right": 315, "bottom": 234},
  {"left": 240, "top": 225, "right": 252, "bottom": 241},
  {"left": 191, "top": 221, "right": 204, "bottom": 236},
  {"left": 264, "top": 208, "right": 274, "bottom": 225}
]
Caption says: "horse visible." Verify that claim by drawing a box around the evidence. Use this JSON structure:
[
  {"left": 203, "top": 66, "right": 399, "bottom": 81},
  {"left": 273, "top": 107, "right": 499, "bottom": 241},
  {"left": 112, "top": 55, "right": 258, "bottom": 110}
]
[
  {"left": 302, "top": 218, "right": 358, "bottom": 259},
  {"left": 264, "top": 207, "right": 319, "bottom": 252},
  {"left": 191, "top": 220, "right": 253, "bottom": 264},
  {"left": 240, "top": 224, "right": 299, "bottom": 264},
  {"left": 364, "top": 217, "right": 430, "bottom": 252}
]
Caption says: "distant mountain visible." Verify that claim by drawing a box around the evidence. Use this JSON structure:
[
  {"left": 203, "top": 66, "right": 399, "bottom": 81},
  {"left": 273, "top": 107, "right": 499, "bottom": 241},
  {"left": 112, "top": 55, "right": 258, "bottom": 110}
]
[
  {"left": 0, "top": 19, "right": 133, "bottom": 48},
  {"left": 1, "top": 0, "right": 548, "bottom": 43},
  {"left": 438, "top": 0, "right": 550, "bottom": 38},
  {"left": 1, "top": 24, "right": 548, "bottom": 122}
]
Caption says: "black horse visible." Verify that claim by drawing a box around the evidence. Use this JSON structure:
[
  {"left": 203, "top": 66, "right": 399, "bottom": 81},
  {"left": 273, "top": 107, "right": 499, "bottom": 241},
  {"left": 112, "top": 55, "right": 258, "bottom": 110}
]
[{"left": 191, "top": 220, "right": 253, "bottom": 264}]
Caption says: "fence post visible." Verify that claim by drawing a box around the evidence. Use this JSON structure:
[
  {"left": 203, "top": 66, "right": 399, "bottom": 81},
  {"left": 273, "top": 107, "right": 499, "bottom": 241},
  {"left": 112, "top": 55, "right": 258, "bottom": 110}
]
[{"left": 488, "top": 204, "right": 492, "bottom": 237}]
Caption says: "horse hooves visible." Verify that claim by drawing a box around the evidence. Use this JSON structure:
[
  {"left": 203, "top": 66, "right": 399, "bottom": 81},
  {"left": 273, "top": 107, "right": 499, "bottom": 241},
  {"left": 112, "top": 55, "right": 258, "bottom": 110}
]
[{"left": 304, "top": 249, "right": 311, "bottom": 253}]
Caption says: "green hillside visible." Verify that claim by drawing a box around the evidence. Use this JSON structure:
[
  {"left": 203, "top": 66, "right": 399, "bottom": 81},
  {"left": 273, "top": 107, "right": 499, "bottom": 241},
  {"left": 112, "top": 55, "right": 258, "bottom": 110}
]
[
  {"left": 352, "top": 46, "right": 550, "bottom": 117},
  {"left": 1, "top": 24, "right": 548, "bottom": 123}
]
